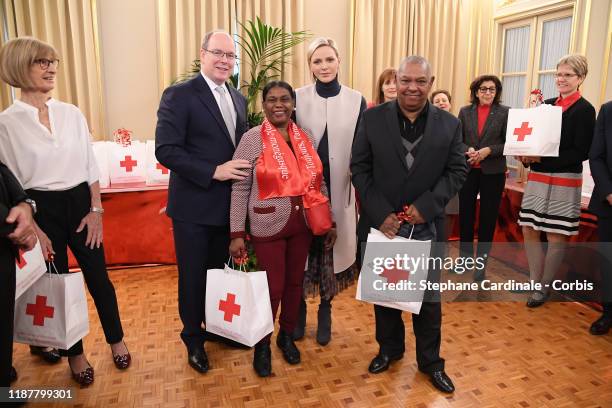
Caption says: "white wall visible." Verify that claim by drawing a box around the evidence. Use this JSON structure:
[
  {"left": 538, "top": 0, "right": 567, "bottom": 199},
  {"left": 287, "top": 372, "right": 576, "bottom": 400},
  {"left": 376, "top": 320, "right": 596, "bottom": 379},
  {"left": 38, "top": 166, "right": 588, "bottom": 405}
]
[
  {"left": 97, "top": 0, "right": 160, "bottom": 140},
  {"left": 302, "top": 0, "right": 352, "bottom": 85}
]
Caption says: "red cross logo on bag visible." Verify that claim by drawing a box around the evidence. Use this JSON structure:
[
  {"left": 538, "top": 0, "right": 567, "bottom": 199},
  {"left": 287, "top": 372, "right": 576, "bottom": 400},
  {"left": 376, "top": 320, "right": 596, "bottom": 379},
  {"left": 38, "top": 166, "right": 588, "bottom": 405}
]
[
  {"left": 120, "top": 155, "right": 138, "bottom": 172},
  {"left": 156, "top": 163, "right": 169, "bottom": 174},
  {"left": 381, "top": 267, "right": 411, "bottom": 284},
  {"left": 514, "top": 122, "right": 533, "bottom": 142},
  {"left": 16, "top": 248, "right": 27, "bottom": 269},
  {"left": 219, "top": 293, "right": 241, "bottom": 322},
  {"left": 26, "top": 295, "right": 55, "bottom": 326}
]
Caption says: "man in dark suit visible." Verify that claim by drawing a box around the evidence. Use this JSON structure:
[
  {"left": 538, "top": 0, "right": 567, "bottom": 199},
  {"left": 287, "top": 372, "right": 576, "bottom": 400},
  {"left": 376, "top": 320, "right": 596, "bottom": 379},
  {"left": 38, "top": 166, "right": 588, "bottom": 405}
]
[
  {"left": 588, "top": 100, "right": 612, "bottom": 335},
  {"left": 155, "top": 31, "right": 249, "bottom": 373},
  {"left": 351, "top": 56, "right": 467, "bottom": 393}
]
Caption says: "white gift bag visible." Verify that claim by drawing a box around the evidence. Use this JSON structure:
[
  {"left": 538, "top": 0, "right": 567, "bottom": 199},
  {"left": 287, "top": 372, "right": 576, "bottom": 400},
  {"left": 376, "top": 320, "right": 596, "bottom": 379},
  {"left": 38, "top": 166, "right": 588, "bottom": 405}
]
[
  {"left": 91, "top": 141, "right": 110, "bottom": 189},
  {"left": 14, "top": 267, "right": 89, "bottom": 350},
  {"left": 356, "top": 228, "right": 431, "bottom": 314},
  {"left": 108, "top": 141, "right": 146, "bottom": 185},
  {"left": 205, "top": 264, "right": 273, "bottom": 346},
  {"left": 15, "top": 240, "right": 46, "bottom": 300},
  {"left": 503, "top": 104, "right": 562, "bottom": 157},
  {"left": 145, "top": 140, "right": 170, "bottom": 185}
]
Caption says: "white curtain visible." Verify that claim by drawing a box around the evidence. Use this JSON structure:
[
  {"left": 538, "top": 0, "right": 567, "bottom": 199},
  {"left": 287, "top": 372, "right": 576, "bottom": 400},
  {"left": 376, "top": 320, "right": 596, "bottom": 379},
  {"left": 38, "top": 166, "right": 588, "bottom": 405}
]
[
  {"left": 538, "top": 16, "right": 572, "bottom": 100},
  {"left": 503, "top": 25, "right": 530, "bottom": 73},
  {"left": 539, "top": 16, "right": 572, "bottom": 70}
]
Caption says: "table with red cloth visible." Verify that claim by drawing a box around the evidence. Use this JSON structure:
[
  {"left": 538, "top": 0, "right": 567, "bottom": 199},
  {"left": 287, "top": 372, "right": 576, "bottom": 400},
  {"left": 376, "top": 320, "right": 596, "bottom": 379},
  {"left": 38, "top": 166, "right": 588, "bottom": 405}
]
[{"left": 67, "top": 183, "right": 175, "bottom": 267}]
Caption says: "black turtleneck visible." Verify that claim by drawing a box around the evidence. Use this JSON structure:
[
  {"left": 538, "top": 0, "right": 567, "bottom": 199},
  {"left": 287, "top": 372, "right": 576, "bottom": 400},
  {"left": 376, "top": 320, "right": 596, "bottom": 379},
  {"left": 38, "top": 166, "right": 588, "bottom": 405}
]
[
  {"left": 311, "top": 77, "right": 367, "bottom": 196},
  {"left": 315, "top": 77, "right": 341, "bottom": 98}
]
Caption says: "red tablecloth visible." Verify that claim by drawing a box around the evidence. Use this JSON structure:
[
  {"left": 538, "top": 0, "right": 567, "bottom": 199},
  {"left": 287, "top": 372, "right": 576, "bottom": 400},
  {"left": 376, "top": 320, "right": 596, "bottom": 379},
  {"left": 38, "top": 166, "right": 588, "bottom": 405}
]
[{"left": 68, "top": 184, "right": 175, "bottom": 267}]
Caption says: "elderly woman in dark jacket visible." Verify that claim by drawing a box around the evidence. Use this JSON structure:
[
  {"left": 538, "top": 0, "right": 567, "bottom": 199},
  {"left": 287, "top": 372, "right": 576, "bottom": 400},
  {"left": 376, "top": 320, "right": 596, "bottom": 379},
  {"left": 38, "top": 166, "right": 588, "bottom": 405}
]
[{"left": 457, "top": 75, "right": 509, "bottom": 280}]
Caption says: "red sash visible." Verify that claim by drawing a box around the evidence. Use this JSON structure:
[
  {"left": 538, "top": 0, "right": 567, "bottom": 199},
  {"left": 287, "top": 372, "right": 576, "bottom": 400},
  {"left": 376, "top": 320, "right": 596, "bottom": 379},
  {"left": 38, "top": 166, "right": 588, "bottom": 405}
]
[{"left": 257, "top": 119, "right": 332, "bottom": 235}]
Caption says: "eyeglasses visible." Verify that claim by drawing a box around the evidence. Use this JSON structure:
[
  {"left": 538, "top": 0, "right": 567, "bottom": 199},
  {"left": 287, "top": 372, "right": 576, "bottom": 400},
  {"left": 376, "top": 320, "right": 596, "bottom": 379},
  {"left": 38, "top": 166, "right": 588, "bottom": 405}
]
[
  {"left": 33, "top": 58, "right": 59, "bottom": 70},
  {"left": 555, "top": 73, "right": 578, "bottom": 79},
  {"left": 478, "top": 87, "right": 496, "bottom": 94},
  {"left": 203, "top": 49, "right": 238, "bottom": 61}
]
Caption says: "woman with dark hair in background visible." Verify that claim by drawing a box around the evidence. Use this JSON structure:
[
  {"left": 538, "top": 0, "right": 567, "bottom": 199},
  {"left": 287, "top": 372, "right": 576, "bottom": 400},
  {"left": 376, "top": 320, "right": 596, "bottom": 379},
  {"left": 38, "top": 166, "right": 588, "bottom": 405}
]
[
  {"left": 369, "top": 68, "right": 397, "bottom": 108},
  {"left": 457, "top": 75, "right": 509, "bottom": 280}
]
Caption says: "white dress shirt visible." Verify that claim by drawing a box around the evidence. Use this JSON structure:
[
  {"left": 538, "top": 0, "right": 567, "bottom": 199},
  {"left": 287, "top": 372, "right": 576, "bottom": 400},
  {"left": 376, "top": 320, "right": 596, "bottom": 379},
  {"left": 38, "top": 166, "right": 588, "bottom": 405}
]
[
  {"left": 0, "top": 98, "right": 100, "bottom": 191},
  {"left": 201, "top": 72, "right": 237, "bottom": 126}
]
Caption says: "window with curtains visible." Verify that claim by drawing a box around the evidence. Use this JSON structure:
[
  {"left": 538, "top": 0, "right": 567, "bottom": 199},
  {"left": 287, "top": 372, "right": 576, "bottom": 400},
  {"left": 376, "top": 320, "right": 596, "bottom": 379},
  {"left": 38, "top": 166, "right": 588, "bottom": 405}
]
[
  {"left": 500, "top": 10, "right": 573, "bottom": 108},
  {"left": 498, "top": 8, "right": 573, "bottom": 170}
]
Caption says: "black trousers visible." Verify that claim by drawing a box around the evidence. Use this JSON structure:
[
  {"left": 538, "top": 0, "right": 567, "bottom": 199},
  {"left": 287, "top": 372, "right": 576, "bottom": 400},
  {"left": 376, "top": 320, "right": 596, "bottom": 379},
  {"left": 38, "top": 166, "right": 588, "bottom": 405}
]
[
  {"left": 27, "top": 183, "right": 123, "bottom": 357},
  {"left": 0, "top": 243, "right": 16, "bottom": 386},
  {"left": 372, "top": 215, "right": 445, "bottom": 374},
  {"left": 459, "top": 169, "right": 505, "bottom": 260},
  {"left": 598, "top": 216, "right": 612, "bottom": 315},
  {"left": 374, "top": 301, "right": 444, "bottom": 373},
  {"left": 172, "top": 219, "right": 229, "bottom": 351}
]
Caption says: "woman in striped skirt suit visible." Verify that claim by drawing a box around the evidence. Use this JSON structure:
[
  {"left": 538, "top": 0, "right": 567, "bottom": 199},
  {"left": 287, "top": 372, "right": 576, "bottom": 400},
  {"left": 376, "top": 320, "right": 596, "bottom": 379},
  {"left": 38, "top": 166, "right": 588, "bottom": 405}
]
[{"left": 518, "top": 54, "right": 596, "bottom": 307}]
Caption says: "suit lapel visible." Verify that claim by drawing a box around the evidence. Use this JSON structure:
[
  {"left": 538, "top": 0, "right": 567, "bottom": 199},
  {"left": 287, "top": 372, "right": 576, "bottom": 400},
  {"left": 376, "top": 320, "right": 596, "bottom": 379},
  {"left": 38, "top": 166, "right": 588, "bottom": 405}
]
[
  {"left": 229, "top": 86, "right": 246, "bottom": 145},
  {"left": 406, "top": 102, "right": 437, "bottom": 178},
  {"left": 468, "top": 104, "right": 478, "bottom": 146},
  {"left": 192, "top": 75, "right": 233, "bottom": 145},
  {"left": 385, "top": 102, "right": 409, "bottom": 173}
]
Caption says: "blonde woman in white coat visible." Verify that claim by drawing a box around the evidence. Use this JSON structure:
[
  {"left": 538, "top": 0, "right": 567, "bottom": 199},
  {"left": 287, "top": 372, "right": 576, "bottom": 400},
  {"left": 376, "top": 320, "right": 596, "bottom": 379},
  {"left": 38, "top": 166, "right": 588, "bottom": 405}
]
[{"left": 293, "top": 37, "right": 366, "bottom": 345}]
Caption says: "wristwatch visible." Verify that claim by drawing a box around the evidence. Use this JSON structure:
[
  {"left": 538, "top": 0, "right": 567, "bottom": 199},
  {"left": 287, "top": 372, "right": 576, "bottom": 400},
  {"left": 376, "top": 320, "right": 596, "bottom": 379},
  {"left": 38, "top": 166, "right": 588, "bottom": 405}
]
[
  {"left": 24, "top": 198, "right": 37, "bottom": 214},
  {"left": 90, "top": 206, "right": 105, "bottom": 214}
]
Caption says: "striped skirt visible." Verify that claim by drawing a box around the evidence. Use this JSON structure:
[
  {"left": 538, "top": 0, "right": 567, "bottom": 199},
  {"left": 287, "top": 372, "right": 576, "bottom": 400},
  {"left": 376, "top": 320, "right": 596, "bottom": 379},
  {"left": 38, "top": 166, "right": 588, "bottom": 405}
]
[{"left": 518, "top": 171, "right": 582, "bottom": 236}]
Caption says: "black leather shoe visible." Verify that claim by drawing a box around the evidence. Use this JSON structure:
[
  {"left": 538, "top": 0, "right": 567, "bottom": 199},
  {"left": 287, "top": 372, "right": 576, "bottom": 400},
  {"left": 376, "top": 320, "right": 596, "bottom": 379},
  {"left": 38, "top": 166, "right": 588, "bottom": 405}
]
[
  {"left": 9, "top": 366, "right": 17, "bottom": 383},
  {"left": 368, "top": 353, "right": 403, "bottom": 374},
  {"left": 30, "top": 346, "right": 61, "bottom": 364},
  {"left": 276, "top": 330, "right": 300, "bottom": 364},
  {"left": 429, "top": 370, "right": 455, "bottom": 393},
  {"left": 526, "top": 291, "right": 549, "bottom": 308},
  {"left": 590, "top": 314, "right": 612, "bottom": 335},
  {"left": 253, "top": 342, "right": 272, "bottom": 377},
  {"left": 187, "top": 348, "right": 209, "bottom": 373}
]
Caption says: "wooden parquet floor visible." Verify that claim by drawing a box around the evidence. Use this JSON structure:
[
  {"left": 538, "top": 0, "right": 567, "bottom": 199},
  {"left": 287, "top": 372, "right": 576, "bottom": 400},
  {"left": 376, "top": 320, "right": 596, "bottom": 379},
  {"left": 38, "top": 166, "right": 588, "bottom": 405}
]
[{"left": 11, "top": 260, "right": 612, "bottom": 408}]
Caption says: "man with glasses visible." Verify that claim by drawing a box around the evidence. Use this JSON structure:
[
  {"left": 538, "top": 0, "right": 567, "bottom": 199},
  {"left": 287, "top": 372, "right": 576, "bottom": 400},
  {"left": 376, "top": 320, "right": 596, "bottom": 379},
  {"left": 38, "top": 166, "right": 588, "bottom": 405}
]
[
  {"left": 351, "top": 56, "right": 467, "bottom": 393},
  {"left": 155, "top": 30, "right": 249, "bottom": 374}
]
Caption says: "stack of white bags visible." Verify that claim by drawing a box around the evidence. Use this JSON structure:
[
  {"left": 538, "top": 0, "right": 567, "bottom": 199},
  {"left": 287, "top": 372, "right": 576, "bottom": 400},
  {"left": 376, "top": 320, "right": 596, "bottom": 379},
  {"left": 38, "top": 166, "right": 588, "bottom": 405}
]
[{"left": 91, "top": 140, "right": 170, "bottom": 188}]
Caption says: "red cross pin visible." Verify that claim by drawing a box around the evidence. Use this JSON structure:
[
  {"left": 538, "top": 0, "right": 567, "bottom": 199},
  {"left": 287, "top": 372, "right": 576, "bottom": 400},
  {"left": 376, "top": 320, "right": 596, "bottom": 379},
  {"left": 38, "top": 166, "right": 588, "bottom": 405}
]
[
  {"left": 156, "top": 163, "right": 169, "bottom": 174},
  {"left": 16, "top": 248, "right": 27, "bottom": 269},
  {"left": 219, "top": 293, "right": 241, "bottom": 322},
  {"left": 26, "top": 295, "right": 55, "bottom": 326},
  {"left": 514, "top": 121, "right": 533, "bottom": 142},
  {"left": 120, "top": 155, "right": 138, "bottom": 172}
]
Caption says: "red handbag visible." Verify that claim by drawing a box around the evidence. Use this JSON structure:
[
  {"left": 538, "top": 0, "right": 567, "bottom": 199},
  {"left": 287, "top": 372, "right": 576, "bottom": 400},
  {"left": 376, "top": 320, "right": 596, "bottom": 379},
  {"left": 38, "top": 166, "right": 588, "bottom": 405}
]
[{"left": 305, "top": 202, "right": 333, "bottom": 236}]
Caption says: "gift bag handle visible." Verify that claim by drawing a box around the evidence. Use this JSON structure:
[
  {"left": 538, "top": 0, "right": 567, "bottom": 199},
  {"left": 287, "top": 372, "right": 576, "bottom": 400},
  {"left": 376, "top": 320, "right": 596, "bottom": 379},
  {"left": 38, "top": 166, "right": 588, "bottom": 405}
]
[
  {"left": 45, "top": 253, "right": 60, "bottom": 277},
  {"left": 408, "top": 224, "right": 415, "bottom": 240},
  {"left": 226, "top": 256, "right": 247, "bottom": 273}
]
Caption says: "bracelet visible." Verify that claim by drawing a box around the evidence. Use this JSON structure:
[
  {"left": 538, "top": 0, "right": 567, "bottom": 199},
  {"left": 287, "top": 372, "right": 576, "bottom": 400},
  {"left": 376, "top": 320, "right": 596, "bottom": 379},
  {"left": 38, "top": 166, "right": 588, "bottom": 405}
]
[{"left": 90, "top": 206, "right": 105, "bottom": 214}]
